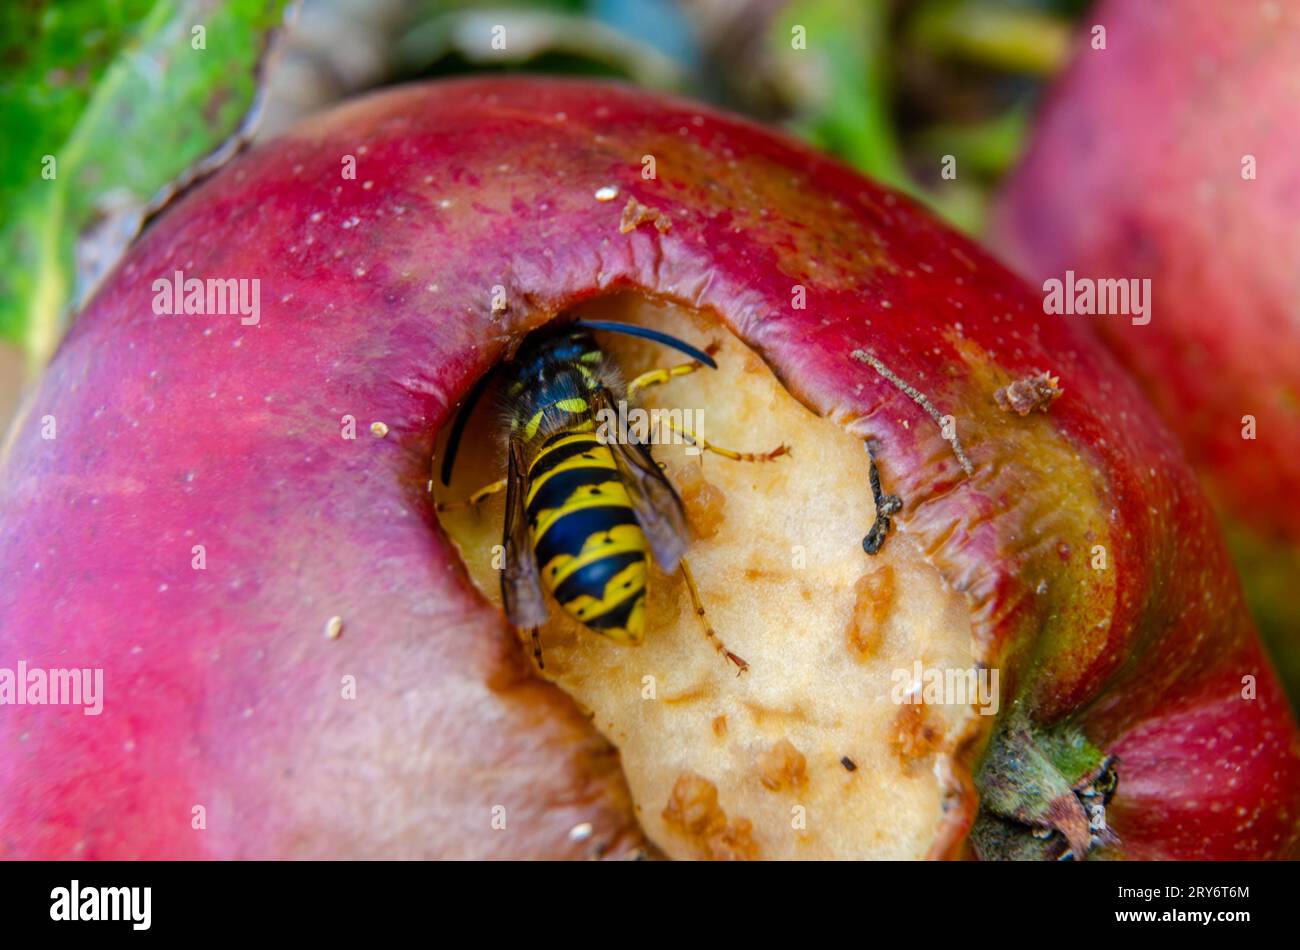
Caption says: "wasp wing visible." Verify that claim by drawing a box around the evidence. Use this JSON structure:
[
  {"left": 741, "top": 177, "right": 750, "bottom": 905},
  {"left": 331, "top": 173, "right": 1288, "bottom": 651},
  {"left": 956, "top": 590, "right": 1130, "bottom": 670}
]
[
  {"left": 592, "top": 387, "right": 689, "bottom": 573},
  {"left": 501, "top": 438, "right": 551, "bottom": 628}
]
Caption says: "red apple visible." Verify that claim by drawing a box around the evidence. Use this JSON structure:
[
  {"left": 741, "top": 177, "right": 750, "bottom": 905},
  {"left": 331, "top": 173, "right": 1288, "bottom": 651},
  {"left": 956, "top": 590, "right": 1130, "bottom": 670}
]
[
  {"left": 991, "top": 0, "right": 1300, "bottom": 698},
  {"left": 1, "top": 77, "right": 1296, "bottom": 859}
]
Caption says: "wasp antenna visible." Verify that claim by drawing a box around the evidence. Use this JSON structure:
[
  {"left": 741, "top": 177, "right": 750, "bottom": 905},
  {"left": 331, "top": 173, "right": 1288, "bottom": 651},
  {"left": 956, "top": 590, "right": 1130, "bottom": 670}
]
[
  {"left": 439, "top": 366, "right": 497, "bottom": 486},
  {"left": 571, "top": 320, "right": 718, "bottom": 368}
]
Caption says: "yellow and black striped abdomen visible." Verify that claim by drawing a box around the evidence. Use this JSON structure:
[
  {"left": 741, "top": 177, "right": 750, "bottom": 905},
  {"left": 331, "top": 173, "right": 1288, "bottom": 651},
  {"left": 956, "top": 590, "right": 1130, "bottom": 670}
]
[{"left": 526, "top": 431, "right": 648, "bottom": 642}]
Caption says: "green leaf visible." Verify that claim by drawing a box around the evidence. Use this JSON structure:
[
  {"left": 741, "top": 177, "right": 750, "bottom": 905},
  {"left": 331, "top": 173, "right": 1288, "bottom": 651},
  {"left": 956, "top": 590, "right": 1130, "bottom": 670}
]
[
  {"left": 0, "top": 0, "right": 291, "bottom": 365},
  {"left": 766, "top": 0, "right": 913, "bottom": 195},
  {"left": 908, "top": 0, "right": 1073, "bottom": 76}
]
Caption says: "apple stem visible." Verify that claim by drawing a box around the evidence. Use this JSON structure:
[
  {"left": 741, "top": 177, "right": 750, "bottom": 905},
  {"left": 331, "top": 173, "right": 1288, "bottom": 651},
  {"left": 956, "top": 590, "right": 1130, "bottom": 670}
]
[{"left": 971, "top": 713, "right": 1119, "bottom": 861}]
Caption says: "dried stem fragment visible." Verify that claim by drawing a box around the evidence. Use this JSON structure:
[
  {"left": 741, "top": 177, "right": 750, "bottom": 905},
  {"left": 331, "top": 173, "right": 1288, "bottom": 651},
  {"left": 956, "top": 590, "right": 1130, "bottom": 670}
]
[
  {"left": 851, "top": 349, "right": 975, "bottom": 475},
  {"left": 620, "top": 197, "right": 671, "bottom": 234},
  {"left": 862, "top": 441, "right": 903, "bottom": 555},
  {"left": 995, "top": 371, "right": 1062, "bottom": 416}
]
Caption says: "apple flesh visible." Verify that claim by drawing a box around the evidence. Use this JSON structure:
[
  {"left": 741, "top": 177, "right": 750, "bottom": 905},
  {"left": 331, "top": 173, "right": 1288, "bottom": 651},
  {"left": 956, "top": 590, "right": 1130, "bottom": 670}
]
[
  {"left": 991, "top": 0, "right": 1300, "bottom": 698},
  {"left": 1, "top": 77, "right": 1296, "bottom": 860}
]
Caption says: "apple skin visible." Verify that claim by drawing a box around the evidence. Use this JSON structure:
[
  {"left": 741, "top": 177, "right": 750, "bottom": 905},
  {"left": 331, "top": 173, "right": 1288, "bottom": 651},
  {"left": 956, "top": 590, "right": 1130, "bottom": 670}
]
[
  {"left": 991, "top": 0, "right": 1300, "bottom": 698},
  {"left": 1, "top": 77, "right": 1296, "bottom": 859}
]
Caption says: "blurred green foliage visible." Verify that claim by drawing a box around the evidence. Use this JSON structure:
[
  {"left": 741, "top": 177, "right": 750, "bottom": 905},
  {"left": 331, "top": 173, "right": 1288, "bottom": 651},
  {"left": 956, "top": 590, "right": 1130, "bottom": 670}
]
[
  {"left": 0, "top": 0, "right": 290, "bottom": 363},
  {"left": 385, "top": 0, "right": 1079, "bottom": 232},
  {"left": 770, "top": 0, "right": 911, "bottom": 193},
  {"left": 0, "top": 0, "right": 1082, "bottom": 363}
]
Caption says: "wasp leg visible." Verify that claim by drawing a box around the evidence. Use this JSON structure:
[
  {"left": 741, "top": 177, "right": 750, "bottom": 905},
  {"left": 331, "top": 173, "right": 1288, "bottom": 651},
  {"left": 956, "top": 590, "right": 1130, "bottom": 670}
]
[
  {"left": 435, "top": 478, "right": 508, "bottom": 512},
  {"left": 659, "top": 418, "right": 788, "bottom": 463},
  {"left": 680, "top": 558, "right": 748, "bottom": 673},
  {"left": 625, "top": 343, "right": 721, "bottom": 401}
]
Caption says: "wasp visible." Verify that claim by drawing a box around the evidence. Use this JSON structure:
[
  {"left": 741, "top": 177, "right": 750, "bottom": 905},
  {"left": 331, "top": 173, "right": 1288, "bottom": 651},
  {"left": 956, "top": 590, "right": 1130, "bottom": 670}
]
[{"left": 437, "top": 318, "right": 786, "bottom": 672}]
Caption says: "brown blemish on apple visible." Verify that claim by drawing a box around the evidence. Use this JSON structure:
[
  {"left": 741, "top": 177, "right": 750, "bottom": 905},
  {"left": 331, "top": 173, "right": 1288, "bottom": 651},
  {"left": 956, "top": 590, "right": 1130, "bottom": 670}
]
[
  {"left": 661, "top": 772, "right": 760, "bottom": 860},
  {"left": 995, "top": 371, "right": 1063, "bottom": 416},
  {"left": 619, "top": 197, "right": 671, "bottom": 234},
  {"left": 712, "top": 715, "right": 727, "bottom": 738},
  {"left": 744, "top": 701, "right": 812, "bottom": 726},
  {"left": 892, "top": 702, "right": 944, "bottom": 771},
  {"left": 845, "top": 565, "right": 894, "bottom": 660},
  {"left": 757, "top": 739, "right": 808, "bottom": 793},
  {"left": 676, "top": 464, "right": 725, "bottom": 539},
  {"left": 662, "top": 684, "right": 710, "bottom": 706}
]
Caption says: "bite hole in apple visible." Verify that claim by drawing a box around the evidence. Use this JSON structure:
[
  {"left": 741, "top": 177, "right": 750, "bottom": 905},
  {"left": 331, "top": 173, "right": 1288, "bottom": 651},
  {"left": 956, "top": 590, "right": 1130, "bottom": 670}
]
[{"left": 433, "top": 293, "right": 977, "bottom": 859}]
